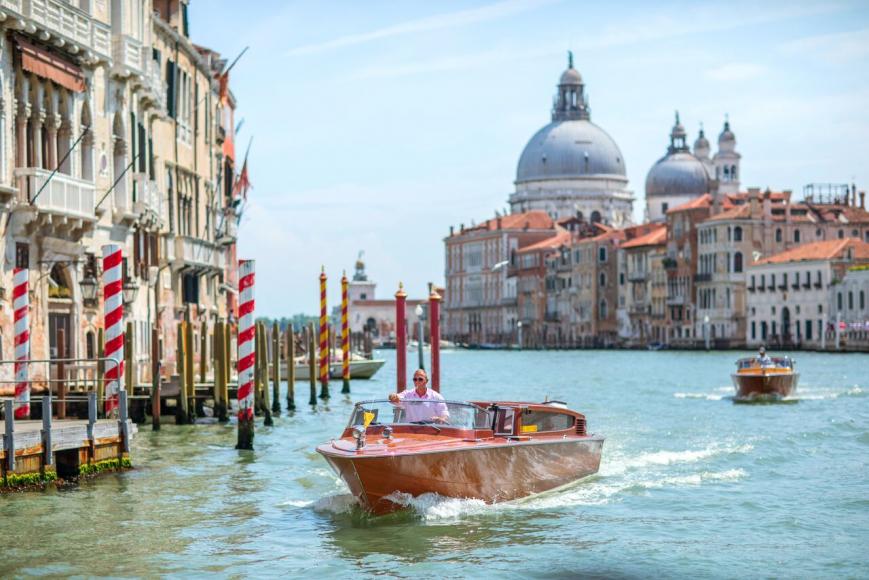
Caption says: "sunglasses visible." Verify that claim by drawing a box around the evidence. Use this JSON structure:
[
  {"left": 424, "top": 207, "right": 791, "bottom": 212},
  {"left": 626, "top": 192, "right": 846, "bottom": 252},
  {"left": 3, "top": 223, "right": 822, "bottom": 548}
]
[{"left": 413, "top": 377, "right": 426, "bottom": 382}]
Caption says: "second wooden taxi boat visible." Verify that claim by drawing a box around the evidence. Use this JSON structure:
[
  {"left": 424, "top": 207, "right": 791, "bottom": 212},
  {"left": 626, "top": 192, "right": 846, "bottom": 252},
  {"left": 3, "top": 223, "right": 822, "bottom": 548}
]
[
  {"left": 731, "top": 356, "right": 798, "bottom": 401},
  {"left": 317, "top": 399, "right": 603, "bottom": 514}
]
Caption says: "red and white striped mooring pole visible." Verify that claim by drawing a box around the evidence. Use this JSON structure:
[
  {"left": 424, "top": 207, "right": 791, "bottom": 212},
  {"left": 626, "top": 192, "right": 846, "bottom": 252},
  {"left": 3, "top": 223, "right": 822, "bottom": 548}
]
[
  {"left": 236, "top": 259, "right": 256, "bottom": 449},
  {"left": 102, "top": 244, "right": 125, "bottom": 417},
  {"left": 13, "top": 267, "right": 30, "bottom": 419}
]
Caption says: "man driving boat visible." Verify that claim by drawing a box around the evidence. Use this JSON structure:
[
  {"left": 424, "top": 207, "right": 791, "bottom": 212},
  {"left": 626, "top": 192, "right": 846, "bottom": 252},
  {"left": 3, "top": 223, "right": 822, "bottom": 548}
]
[
  {"left": 757, "top": 346, "right": 774, "bottom": 368},
  {"left": 388, "top": 369, "right": 449, "bottom": 423}
]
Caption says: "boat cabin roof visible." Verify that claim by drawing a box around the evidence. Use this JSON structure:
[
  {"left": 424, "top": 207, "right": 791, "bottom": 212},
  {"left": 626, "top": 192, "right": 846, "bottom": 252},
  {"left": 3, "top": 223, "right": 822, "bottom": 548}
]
[{"left": 735, "top": 356, "right": 794, "bottom": 369}]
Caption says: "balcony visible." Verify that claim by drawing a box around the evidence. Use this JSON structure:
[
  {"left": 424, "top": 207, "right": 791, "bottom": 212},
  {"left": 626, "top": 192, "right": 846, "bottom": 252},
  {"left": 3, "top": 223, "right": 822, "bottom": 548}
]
[
  {"left": 4, "top": 0, "right": 110, "bottom": 61},
  {"left": 14, "top": 167, "right": 96, "bottom": 238},
  {"left": 133, "top": 175, "right": 163, "bottom": 225},
  {"left": 133, "top": 55, "right": 167, "bottom": 113},
  {"left": 666, "top": 295, "right": 686, "bottom": 305},
  {"left": 662, "top": 258, "right": 678, "bottom": 270},
  {"left": 628, "top": 271, "right": 648, "bottom": 282},
  {"left": 629, "top": 302, "right": 649, "bottom": 315},
  {"left": 694, "top": 273, "right": 712, "bottom": 283},
  {"left": 172, "top": 236, "right": 223, "bottom": 272},
  {"left": 216, "top": 215, "right": 238, "bottom": 246},
  {"left": 112, "top": 33, "right": 143, "bottom": 77}
]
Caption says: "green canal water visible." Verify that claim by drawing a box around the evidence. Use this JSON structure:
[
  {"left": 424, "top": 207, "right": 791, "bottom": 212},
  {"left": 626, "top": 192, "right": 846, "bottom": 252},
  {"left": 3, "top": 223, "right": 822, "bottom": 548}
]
[{"left": 2, "top": 350, "right": 867, "bottom": 578}]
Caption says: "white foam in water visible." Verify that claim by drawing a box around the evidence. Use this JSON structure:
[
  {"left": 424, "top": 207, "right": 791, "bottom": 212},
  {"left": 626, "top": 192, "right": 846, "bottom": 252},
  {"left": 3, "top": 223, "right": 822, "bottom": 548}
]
[
  {"left": 674, "top": 392, "right": 726, "bottom": 401},
  {"left": 279, "top": 499, "right": 315, "bottom": 508},
  {"left": 610, "top": 443, "right": 752, "bottom": 472},
  {"left": 636, "top": 468, "right": 747, "bottom": 489},
  {"left": 384, "top": 491, "right": 489, "bottom": 521},
  {"left": 312, "top": 493, "right": 358, "bottom": 514}
]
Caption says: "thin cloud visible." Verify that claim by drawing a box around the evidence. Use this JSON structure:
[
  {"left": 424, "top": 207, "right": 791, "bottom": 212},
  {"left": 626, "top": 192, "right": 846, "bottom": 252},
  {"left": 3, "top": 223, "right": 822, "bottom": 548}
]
[
  {"left": 779, "top": 28, "right": 869, "bottom": 64},
  {"left": 347, "top": 1, "right": 844, "bottom": 81},
  {"left": 285, "top": 0, "right": 558, "bottom": 56},
  {"left": 705, "top": 63, "right": 767, "bottom": 82}
]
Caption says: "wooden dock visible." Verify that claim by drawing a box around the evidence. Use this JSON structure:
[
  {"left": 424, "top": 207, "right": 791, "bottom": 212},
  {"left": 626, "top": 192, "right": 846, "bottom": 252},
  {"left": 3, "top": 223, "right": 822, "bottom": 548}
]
[{"left": 1, "top": 394, "right": 135, "bottom": 488}]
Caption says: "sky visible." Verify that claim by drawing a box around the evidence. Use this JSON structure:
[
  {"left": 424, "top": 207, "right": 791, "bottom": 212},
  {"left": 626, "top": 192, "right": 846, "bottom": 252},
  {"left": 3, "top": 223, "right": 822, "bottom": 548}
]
[{"left": 189, "top": 0, "right": 869, "bottom": 318}]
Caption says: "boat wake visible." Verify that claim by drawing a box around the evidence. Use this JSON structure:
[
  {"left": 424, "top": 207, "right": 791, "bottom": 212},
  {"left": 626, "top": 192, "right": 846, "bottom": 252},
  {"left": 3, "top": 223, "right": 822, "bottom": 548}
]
[
  {"left": 307, "top": 442, "right": 752, "bottom": 522},
  {"left": 674, "top": 386, "right": 733, "bottom": 401}
]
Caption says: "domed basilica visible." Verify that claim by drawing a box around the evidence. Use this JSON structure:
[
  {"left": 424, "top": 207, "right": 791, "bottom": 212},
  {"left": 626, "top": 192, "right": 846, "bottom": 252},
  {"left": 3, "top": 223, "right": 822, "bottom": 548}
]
[
  {"left": 645, "top": 112, "right": 741, "bottom": 222},
  {"left": 509, "top": 54, "right": 634, "bottom": 227}
]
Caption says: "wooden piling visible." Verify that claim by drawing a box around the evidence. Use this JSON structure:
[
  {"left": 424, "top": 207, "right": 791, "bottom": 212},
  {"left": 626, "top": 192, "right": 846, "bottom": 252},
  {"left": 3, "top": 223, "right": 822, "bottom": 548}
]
[
  {"left": 151, "top": 327, "right": 161, "bottom": 431},
  {"left": 271, "top": 322, "right": 281, "bottom": 414},
  {"left": 308, "top": 323, "right": 317, "bottom": 406},
  {"left": 223, "top": 322, "right": 231, "bottom": 412},
  {"left": 185, "top": 320, "right": 197, "bottom": 420},
  {"left": 124, "top": 321, "right": 138, "bottom": 422},
  {"left": 176, "top": 321, "right": 189, "bottom": 424},
  {"left": 286, "top": 324, "right": 296, "bottom": 410},
  {"left": 258, "top": 322, "right": 273, "bottom": 426},
  {"left": 200, "top": 321, "right": 207, "bottom": 385},
  {"left": 214, "top": 321, "right": 228, "bottom": 422}
]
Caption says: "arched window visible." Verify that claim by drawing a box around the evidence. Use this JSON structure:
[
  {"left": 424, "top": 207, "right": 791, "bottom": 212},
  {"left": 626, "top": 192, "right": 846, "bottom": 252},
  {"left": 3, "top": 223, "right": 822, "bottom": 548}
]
[
  {"left": 852, "top": 229, "right": 859, "bottom": 238},
  {"left": 861, "top": 291, "right": 866, "bottom": 310},
  {"left": 848, "top": 292, "right": 854, "bottom": 310},
  {"left": 727, "top": 226, "right": 732, "bottom": 242},
  {"left": 734, "top": 226, "right": 743, "bottom": 242},
  {"left": 838, "top": 229, "right": 844, "bottom": 239},
  {"left": 731, "top": 165, "right": 737, "bottom": 179},
  {"left": 734, "top": 252, "right": 743, "bottom": 273},
  {"left": 48, "top": 264, "right": 72, "bottom": 299},
  {"left": 591, "top": 210, "right": 602, "bottom": 224},
  {"left": 599, "top": 272, "right": 606, "bottom": 287},
  {"left": 598, "top": 246, "right": 607, "bottom": 262},
  {"left": 794, "top": 230, "right": 801, "bottom": 243},
  {"left": 86, "top": 331, "right": 96, "bottom": 359},
  {"left": 775, "top": 228, "right": 782, "bottom": 242},
  {"left": 837, "top": 292, "right": 843, "bottom": 310},
  {"left": 723, "top": 166, "right": 730, "bottom": 180},
  {"left": 599, "top": 299, "right": 608, "bottom": 319}
]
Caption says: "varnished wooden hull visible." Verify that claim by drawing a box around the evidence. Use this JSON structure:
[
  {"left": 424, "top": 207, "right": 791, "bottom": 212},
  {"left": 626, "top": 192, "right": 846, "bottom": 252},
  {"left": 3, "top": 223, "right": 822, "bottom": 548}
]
[
  {"left": 281, "top": 359, "right": 385, "bottom": 381},
  {"left": 731, "top": 372, "right": 798, "bottom": 400},
  {"left": 318, "top": 436, "right": 604, "bottom": 514}
]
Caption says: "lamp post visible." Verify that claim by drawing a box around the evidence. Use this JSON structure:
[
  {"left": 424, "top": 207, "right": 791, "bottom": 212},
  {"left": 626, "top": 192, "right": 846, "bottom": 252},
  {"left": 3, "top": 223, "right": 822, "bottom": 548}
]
[
  {"left": 80, "top": 273, "right": 98, "bottom": 307},
  {"left": 122, "top": 279, "right": 140, "bottom": 308},
  {"left": 415, "top": 303, "right": 425, "bottom": 372},
  {"left": 517, "top": 321, "right": 523, "bottom": 350}
]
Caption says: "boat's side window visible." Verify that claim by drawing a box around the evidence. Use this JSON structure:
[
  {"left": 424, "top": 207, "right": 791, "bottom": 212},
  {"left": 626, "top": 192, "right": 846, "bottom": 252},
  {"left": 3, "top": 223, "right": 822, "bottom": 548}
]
[
  {"left": 520, "top": 411, "right": 574, "bottom": 433},
  {"left": 493, "top": 408, "right": 515, "bottom": 435}
]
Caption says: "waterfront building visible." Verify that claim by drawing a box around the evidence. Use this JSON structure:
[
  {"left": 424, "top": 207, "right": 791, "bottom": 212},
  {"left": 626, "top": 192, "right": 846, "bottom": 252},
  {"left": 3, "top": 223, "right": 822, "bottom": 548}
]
[
  {"left": 444, "top": 211, "right": 555, "bottom": 345},
  {"left": 697, "top": 185, "right": 869, "bottom": 347},
  {"left": 0, "top": 0, "right": 240, "bottom": 383},
  {"left": 509, "top": 54, "right": 633, "bottom": 227},
  {"left": 746, "top": 239, "right": 869, "bottom": 349},
  {"left": 664, "top": 195, "right": 720, "bottom": 346},
  {"left": 832, "top": 266, "right": 869, "bottom": 350},
  {"left": 570, "top": 228, "right": 626, "bottom": 346},
  {"left": 514, "top": 229, "right": 570, "bottom": 348},
  {"left": 617, "top": 224, "right": 666, "bottom": 346}
]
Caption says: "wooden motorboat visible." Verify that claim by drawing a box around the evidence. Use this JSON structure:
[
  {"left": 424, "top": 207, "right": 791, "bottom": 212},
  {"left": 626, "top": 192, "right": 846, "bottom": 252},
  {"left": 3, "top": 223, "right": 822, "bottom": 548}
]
[
  {"left": 731, "top": 356, "right": 798, "bottom": 401},
  {"left": 317, "top": 399, "right": 604, "bottom": 514},
  {"left": 281, "top": 354, "right": 385, "bottom": 381}
]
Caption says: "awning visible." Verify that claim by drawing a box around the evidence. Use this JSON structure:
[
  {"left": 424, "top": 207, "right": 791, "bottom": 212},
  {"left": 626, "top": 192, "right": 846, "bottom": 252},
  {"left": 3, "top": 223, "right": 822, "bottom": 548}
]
[{"left": 15, "top": 36, "right": 85, "bottom": 93}]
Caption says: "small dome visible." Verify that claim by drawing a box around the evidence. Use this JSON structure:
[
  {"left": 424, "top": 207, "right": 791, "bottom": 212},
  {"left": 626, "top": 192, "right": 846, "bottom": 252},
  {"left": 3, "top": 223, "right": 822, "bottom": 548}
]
[
  {"left": 694, "top": 128, "right": 710, "bottom": 152},
  {"left": 645, "top": 151, "right": 711, "bottom": 197},
  {"left": 560, "top": 67, "right": 582, "bottom": 85},
  {"left": 719, "top": 119, "right": 735, "bottom": 144},
  {"left": 517, "top": 120, "right": 626, "bottom": 183}
]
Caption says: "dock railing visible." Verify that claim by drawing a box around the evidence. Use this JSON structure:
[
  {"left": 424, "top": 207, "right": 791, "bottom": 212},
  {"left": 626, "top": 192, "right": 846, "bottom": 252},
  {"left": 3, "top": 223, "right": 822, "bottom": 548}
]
[{"left": 0, "top": 356, "right": 123, "bottom": 421}]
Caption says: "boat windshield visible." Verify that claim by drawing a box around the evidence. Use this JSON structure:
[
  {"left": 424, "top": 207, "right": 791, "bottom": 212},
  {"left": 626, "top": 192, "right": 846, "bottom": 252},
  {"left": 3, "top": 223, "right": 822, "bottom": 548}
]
[
  {"left": 736, "top": 357, "right": 794, "bottom": 370},
  {"left": 348, "top": 399, "right": 492, "bottom": 430}
]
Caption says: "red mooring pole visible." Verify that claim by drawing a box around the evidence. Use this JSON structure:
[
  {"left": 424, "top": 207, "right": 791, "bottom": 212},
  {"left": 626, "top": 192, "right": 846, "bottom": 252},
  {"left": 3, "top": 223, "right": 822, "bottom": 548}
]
[
  {"left": 429, "top": 290, "right": 441, "bottom": 392},
  {"left": 395, "top": 283, "right": 407, "bottom": 392}
]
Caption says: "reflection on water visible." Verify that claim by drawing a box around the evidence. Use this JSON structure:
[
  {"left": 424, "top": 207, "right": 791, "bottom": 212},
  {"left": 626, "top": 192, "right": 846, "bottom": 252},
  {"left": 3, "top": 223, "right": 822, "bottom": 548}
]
[{"left": 1, "top": 350, "right": 867, "bottom": 577}]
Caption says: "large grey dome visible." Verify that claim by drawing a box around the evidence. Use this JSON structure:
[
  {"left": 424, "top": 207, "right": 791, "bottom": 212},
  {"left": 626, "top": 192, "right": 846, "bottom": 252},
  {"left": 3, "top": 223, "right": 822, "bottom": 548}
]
[
  {"left": 645, "top": 151, "right": 711, "bottom": 197},
  {"left": 516, "top": 120, "right": 627, "bottom": 183}
]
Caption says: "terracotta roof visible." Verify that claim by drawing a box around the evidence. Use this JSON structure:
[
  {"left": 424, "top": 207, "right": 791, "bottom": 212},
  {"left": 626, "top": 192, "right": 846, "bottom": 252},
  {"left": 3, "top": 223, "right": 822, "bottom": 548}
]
[
  {"left": 705, "top": 204, "right": 750, "bottom": 222},
  {"left": 518, "top": 229, "right": 572, "bottom": 253},
  {"left": 621, "top": 225, "right": 667, "bottom": 249},
  {"left": 453, "top": 211, "right": 554, "bottom": 236},
  {"left": 667, "top": 193, "right": 739, "bottom": 215},
  {"left": 753, "top": 238, "right": 869, "bottom": 265}
]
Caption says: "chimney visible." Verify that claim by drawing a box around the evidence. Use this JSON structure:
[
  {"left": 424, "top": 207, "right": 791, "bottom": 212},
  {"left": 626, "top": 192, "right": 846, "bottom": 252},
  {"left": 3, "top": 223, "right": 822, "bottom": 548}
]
[
  {"left": 852, "top": 183, "right": 858, "bottom": 207},
  {"left": 449, "top": 225, "right": 454, "bottom": 236},
  {"left": 497, "top": 216, "right": 502, "bottom": 230},
  {"left": 762, "top": 189, "right": 772, "bottom": 222},
  {"left": 460, "top": 223, "right": 464, "bottom": 232},
  {"left": 860, "top": 191, "right": 865, "bottom": 209},
  {"left": 749, "top": 187, "right": 760, "bottom": 218}
]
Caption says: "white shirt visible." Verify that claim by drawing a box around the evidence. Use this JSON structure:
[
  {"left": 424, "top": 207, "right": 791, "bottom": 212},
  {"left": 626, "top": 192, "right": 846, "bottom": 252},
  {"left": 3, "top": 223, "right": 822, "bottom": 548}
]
[{"left": 397, "top": 387, "right": 449, "bottom": 423}]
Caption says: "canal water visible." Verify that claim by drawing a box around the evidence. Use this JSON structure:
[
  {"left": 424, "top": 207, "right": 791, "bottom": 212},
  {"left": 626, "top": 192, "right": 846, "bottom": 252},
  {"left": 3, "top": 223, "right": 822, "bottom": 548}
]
[{"left": 1, "top": 350, "right": 867, "bottom": 578}]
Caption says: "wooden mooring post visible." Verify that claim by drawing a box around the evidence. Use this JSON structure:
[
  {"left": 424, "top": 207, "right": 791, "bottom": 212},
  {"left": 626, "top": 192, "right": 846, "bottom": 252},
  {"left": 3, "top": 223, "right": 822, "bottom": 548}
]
[
  {"left": 271, "top": 322, "right": 281, "bottom": 414},
  {"left": 176, "top": 321, "right": 189, "bottom": 424},
  {"left": 151, "top": 327, "right": 161, "bottom": 431},
  {"left": 213, "top": 321, "right": 228, "bottom": 422},
  {"left": 286, "top": 324, "right": 296, "bottom": 411},
  {"left": 256, "top": 322, "right": 273, "bottom": 426},
  {"left": 307, "top": 323, "right": 317, "bottom": 406},
  {"left": 57, "top": 328, "right": 67, "bottom": 420},
  {"left": 185, "top": 320, "right": 197, "bottom": 419},
  {"left": 97, "top": 327, "right": 105, "bottom": 413}
]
